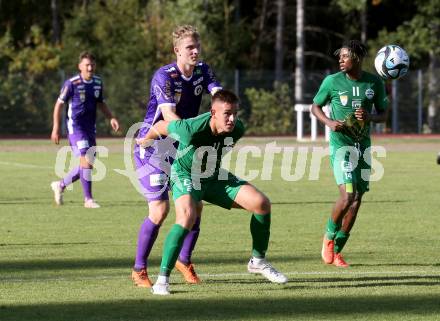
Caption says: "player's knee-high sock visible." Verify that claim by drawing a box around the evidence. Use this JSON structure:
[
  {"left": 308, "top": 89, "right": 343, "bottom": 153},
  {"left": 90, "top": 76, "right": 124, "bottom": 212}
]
[
  {"left": 178, "top": 216, "right": 200, "bottom": 265},
  {"left": 250, "top": 213, "right": 271, "bottom": 258},
  {"left": 334, "top": 230, "right": 350, "bottom": 253},
  {"left": 60, "top": 166, "right": 80, "bottom": 190},
  {"left": 325, "top": 218, "right": 341, "bottom": 240},
  {"left": 134, "top": 218, "right": 160, "bottom": 270},
  {"left": 79, "top": 167, "right": 93, "bottom": 200},
  {"left": 159, "top": 224, "right": 189, "bottom": 276}
]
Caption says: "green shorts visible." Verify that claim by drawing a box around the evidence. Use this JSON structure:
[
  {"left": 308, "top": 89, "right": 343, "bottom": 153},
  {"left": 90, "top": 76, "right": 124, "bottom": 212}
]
[
  {"left": 170, "top": 170, "right": 247, "bottom": 209},
  {"left": 330, "top": 143, "right": 371, "bottom": 195}
]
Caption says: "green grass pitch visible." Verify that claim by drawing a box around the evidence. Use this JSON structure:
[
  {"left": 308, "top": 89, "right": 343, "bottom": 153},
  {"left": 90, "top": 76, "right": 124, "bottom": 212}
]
[{"left": 0, "top": 137, "right": 439, "bottom": 321}]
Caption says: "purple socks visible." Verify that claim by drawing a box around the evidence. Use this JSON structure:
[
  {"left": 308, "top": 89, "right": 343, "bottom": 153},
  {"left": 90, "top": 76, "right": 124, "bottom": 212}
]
[
  {"left": 179, "top": 216, "right": 201, "bottom": 265},
  {"left": 134, "top": 218, "right": 160, "bottom": 270},
  {"left": 133, "top": 216, "right": 201, "bottom": 270},
  {"left": 79, "top": 167, "right": 93, "bottom": 200},
  {"left": 59, "top": 166, "right": 93, "bottom": 201},
  {"left": 60, "top": 166, "right": 80, "bottom": 190}
]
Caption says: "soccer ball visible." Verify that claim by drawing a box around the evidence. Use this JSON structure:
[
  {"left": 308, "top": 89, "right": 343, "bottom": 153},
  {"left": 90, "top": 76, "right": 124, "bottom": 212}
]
[{"left": 374, "top": 45, "right": 410, "bottom": 80}]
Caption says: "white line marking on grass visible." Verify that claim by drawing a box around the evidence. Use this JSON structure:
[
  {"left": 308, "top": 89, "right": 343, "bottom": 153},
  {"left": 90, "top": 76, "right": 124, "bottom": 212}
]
[
  {"left": 201, "top": 270, "right": 439, "bottom": 278},
  {"left": 0, "top": 161, "right": 52, "bottom": 169},
  {"left": 2, "top": 270, "right": 439, "bottom": 283}
]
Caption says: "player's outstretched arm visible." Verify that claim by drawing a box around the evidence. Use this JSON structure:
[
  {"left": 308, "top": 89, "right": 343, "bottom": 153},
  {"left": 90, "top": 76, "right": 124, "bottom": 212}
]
[
  {"left": 98, "top": 102, "right": 120, "bottom": 132},
  {"left": 51, "top": 100, "right": 63, "bottom": 144},
  {"left": 136, "top": 120, "right": 170, "bottom": 148}
]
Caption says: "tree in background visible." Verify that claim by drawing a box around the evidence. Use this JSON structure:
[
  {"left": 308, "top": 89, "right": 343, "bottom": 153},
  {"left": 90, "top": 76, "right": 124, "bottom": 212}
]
[
  {"left": 60, "top": 0, "right": 151, "bottom": 133},
  {"left": 332, "top": 0, "right": 368, "bottom": 42},
  {"left": 0, "top": 26, "right": 60, "bottom": 134},
  {"left": 369, "top": 0, "right": 440, "bottom": 131},
  {"left": 245, "top": 83, "right": 293, "bottom": 135},
  {"left": 0, "top": 0, "right": 438, "bottom": 134}
]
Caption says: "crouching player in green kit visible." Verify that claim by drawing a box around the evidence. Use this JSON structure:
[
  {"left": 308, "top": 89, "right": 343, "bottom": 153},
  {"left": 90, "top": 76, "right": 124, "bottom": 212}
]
[
  {"left": 311, "top": 40, "right": 388, "bottom": 267},
  {"left": 137, "top": 89, "right": 288, "bottom": 295}
]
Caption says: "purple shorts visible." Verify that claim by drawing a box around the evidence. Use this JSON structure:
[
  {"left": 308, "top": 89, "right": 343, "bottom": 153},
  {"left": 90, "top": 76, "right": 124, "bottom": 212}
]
[
  {"left": 133, "top": 147, "right": 172, "bottom": 202},
  {"left": 68, "top": 132, "right": 96, "bottom": 157}
]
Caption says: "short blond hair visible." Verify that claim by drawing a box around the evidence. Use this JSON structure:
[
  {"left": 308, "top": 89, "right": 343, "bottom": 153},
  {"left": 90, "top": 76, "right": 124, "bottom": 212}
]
[{"left": 172, "top": 25, "right": 200, "bottom": 47}]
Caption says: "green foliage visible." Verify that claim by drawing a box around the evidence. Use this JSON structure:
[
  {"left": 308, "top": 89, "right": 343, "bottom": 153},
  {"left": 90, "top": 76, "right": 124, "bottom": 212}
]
[
  {"left": 54, "top": 0, "right": 251, "bottom": 135},
  {"left": 330, "top": 0, "right": 367, "bottom": 40},
  {"left": 0, "top": 31, "right": 14, "bottom": 71},
  {"left": 1, "top": 0, "right": 438, "bottom": 134},
  {"left": 332, "top": 0, "right": 366, "bottom": 12},
  {"left": 59, "top": 0, "right": 155, "bottom": 135},
  {"left": 64, "top": 1, "right": 150, "bottom": 69},
  {"left": 0, "top": 26, "right": 60, "bottom": 134},
  {"left": 245, "top": 82, "right": 294, "bottom": 135},
  {"left": 143, "top": 0, "right": 252, "bottom": 69},
  {"left": 368, "top": 0, "right": 440, "bottom": 66},
  {"left": 10, "top": 26, "right": 60, "bottom": 74}
]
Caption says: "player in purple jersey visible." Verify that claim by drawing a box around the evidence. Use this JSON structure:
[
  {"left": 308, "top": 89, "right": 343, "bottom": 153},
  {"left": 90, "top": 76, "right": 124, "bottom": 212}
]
[
  {"left": 131, "top": 25, "right": 222, "bottom": 288},
  {"left": 50, "top": 51, "right": 119, "bottom": 208}
]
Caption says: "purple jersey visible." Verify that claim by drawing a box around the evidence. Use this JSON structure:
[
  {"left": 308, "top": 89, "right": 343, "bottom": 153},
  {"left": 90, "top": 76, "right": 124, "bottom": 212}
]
[
  {"left": 58, "top": 74, "right": 104, "bottom": 135},
  {"left": 138, "top": 61, "right": 221, "bottom": 140}
]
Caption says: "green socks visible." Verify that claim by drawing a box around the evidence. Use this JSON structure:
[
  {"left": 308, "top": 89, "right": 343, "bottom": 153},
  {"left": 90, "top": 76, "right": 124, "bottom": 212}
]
[
  {"left": 324, "top": 218, "right": 350, "bottom": 253},
  {"left": 325, "top": 218, "right": 341, "bottom": 240},
  {"left": 334, "top": 230, "right": 350, "bottom": 253},
  {"left": 159, "top": 224, "right": 189, "bottom": 276},
  {"left": 250, "top": 213, "right": 271, "bottom": 258}
]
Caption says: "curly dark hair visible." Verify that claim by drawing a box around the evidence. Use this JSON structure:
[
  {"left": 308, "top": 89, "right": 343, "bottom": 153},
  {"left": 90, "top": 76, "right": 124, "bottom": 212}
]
[{"left": 334, "top": 40, "right": 368, "bottom": 62}]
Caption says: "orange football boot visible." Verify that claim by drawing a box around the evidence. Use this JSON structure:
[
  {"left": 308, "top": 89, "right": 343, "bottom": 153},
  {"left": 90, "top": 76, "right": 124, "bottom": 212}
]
[
  {"left": 131, "top": 268, "right": 153, "bottom": 287},
  {"left": 175, "top": 260, "right": 201, "bottom": 284},
  {"left": 321, "top": 236, "right": 335, "bottom": 264},
  {"left": 333, "top": 253, "right": 349, "bottom": 268}
]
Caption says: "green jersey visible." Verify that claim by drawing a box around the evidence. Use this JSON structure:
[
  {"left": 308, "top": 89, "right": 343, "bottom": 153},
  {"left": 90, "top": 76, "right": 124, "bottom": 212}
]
[
  {"left": 313, "top": 71, "right": 388, "bottom": 145},
  {"left": 167, "top": 112, "right": 245, "bottom": 182}
]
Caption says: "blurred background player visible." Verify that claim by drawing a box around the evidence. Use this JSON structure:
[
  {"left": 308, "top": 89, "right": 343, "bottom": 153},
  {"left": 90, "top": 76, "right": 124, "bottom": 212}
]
[
  {"left": 131, "top": 25, "right": 222, "bottom": 287},
  {"left": 311, "top": 40, "right": 388, "bottom": 267},
  {"left": 137, "top": 89, "right": 287, "bottom": 295},
  {"left": 50, "top": 51, "right": 119, "bottom": 208}
]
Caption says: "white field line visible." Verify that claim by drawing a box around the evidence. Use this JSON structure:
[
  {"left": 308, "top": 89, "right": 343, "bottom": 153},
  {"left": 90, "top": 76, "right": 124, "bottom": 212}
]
[
  {"left": 205, "top": 270, "right": 440, "bottom": 277},
  {"left": 2, "top": 269, "right": 439, "bottom": 283},
  {"left": 0, "top": 161, "right": 52, "bottom": 169}
]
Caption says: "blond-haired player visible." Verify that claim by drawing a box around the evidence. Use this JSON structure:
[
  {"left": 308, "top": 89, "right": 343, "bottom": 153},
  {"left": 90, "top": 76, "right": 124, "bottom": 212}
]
[{"left": 131, "top": 25, "right": 222, "bottom": 287}]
